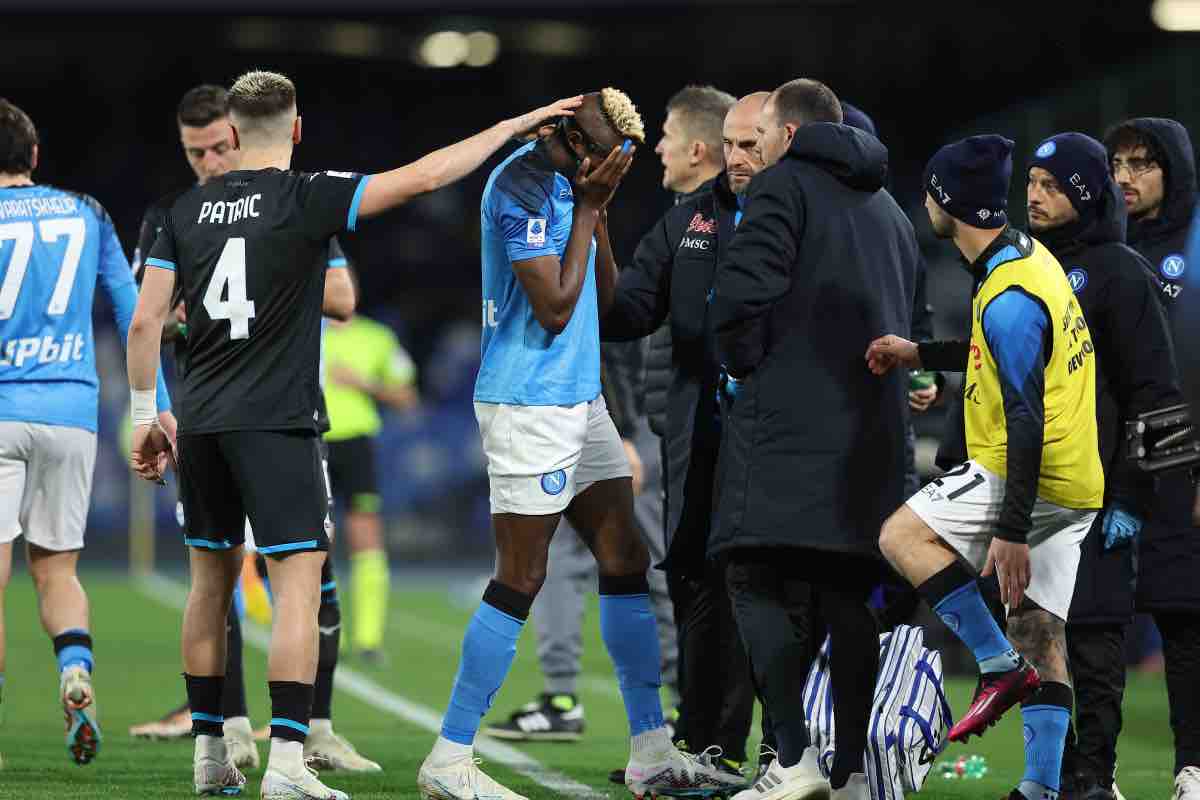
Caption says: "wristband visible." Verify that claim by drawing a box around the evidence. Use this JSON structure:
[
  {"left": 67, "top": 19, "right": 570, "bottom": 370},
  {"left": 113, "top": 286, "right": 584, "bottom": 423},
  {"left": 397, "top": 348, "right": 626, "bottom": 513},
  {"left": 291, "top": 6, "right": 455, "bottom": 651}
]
[{"left": 130, "top": 389, "right": 158, "bottom": 427}]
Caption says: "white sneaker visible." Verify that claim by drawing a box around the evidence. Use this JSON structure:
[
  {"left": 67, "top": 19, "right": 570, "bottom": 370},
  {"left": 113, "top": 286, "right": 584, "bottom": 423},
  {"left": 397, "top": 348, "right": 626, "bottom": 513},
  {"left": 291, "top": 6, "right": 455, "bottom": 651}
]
[
  {"left": 732, "top": 748, "right": 830, "bottom": 800},
  {"left": 626, "top": 742, "right": 748, "bottom": 799},
  {"left": 224, "top": 717, "right": 260, "bottom": 770},
  {"left": 61, "top": 666, "right": 101, "bottom": 765},
  {"left": 195, "top": 753, "right": 247, "bottom": 796},
  {"left": 261, "top": 764, "right": 349, "bottom": 799},
  {"left": 417, "top": 753, "right": 528, "bottom": 800},
  {"left": 1175, "top": 766, "right": 1200, "bottom": 800},
  {"left": 829, "top": 773, "right": 868, "bottom": 800},
  {"left": 304, "top": 724, "right": 381, "bottom": 772}
]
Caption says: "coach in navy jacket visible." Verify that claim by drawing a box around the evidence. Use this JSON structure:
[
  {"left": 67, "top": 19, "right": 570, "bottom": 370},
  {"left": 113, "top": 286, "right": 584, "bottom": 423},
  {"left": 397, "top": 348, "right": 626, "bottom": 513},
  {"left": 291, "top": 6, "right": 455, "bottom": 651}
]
[
  {"left": 706, "top": 79, "right": 920, "bottom": 793},
  {"left": 708, "top": 98, "right": 918, "bottom": 563}
]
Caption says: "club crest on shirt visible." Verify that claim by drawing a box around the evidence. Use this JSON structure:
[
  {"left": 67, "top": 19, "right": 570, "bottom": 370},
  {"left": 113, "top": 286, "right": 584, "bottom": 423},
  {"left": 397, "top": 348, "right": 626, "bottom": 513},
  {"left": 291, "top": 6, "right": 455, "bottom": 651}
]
[
  {"left": 526, "top": 218, "right": 547, "bottom": 246},
  {"left": 1066, "top": 268, "right": 1088, "bottom": 294},
  {"left": 686, "top": 213, "right": 716, "bottom": 235},
  {"left": 1161, "top": 253, "right": 1186, "bottom": 280},
  {"left": 540, "top": 469, "right": 567, "bottom": 496}
]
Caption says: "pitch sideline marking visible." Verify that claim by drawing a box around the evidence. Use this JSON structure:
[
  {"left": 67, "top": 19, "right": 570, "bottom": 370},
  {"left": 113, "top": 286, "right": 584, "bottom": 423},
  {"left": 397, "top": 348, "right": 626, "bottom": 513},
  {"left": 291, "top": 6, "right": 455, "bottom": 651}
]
[{"left": 136, "top": 573, "right": 608, "bottom": 799}]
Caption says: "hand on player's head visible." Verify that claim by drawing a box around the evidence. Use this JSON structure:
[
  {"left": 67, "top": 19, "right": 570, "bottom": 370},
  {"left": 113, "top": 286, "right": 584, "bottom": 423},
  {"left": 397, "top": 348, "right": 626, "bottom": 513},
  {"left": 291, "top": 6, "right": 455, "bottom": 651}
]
[
  {"left": 512, "top": 96, "right": 585, "bottom": 141},
  {"left": 574, "top": 141, "right": 635, "bottom": 211}
]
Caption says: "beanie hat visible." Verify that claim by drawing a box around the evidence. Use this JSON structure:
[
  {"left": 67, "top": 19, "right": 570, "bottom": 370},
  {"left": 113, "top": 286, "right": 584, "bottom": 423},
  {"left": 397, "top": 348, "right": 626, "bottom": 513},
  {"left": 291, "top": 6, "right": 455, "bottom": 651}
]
[
  {"left": 923, "top": 135, "right": 1014, "bottom": 229},
  {"left": 1028, "top": 132, "right": 1109, "bottom": 226},
  {"left": 840, "top": 102, "right": 877, "bottom": 137}
]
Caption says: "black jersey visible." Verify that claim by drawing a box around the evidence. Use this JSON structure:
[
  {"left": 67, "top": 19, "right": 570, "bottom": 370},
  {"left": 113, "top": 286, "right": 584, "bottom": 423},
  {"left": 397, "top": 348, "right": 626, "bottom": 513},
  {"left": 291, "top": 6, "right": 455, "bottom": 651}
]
[{"left": 146, "top": 167, "right": 368, "bottom": 434}]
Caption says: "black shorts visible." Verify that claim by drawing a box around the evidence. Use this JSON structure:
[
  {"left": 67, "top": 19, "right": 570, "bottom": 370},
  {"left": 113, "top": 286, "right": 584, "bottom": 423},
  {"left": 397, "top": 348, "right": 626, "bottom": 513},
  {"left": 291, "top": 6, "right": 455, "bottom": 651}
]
[
  {"left": 178, "top": 429, "right": 330, "bottom": 556},
  {"left": 325, "top": 435, "right": 380, "bottom": 513}
]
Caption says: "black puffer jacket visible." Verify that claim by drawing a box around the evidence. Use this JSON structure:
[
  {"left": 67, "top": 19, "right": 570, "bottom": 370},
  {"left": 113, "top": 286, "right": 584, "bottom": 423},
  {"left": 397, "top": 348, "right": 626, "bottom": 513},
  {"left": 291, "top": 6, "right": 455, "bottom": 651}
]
[{"left": 708, "top": 123, "right": 919, "bottom": 558}]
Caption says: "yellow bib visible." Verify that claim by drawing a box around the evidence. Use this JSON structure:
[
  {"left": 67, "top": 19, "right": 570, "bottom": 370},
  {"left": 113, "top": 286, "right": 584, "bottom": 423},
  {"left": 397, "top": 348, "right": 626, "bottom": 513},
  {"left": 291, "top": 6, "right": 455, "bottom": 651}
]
[{"left": 964, "top": 234, "right": 1104, "bottom": 510}]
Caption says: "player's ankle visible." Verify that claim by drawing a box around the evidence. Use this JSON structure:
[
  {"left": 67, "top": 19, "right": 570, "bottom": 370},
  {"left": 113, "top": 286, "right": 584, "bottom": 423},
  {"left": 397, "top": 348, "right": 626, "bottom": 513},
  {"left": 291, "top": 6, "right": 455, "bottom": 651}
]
[
  {"left": 267, "top": 739, "right": 305, "bottom": 773},
  {"left": 629, "top": 726, "right": 673, "bottom": 760},
  {"left": 429, "top": 735, "right": 472, "bottom": 766},
  {"left": 195, "top": 733, "right": 228, "bottom": 762},
  {"left": 309, "top": 717, "right": 333, "bottom": 735}
]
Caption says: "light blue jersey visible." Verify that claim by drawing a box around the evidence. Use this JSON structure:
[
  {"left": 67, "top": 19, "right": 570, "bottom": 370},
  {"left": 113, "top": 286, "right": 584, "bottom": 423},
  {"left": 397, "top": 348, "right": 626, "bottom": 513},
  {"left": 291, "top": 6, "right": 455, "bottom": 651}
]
[
  {"left": 0, "top": 185, "right": 169, "bottom": 432},
  {"left": 474, "top": 141, "right": 600, "bottom": 407}
]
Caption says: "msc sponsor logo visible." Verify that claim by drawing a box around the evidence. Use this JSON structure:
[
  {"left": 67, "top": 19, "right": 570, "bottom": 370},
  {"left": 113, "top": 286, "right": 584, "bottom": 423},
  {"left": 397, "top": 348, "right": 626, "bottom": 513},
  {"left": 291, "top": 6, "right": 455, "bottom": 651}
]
[
  {"left": 679, "top": 236, "right": 711, "bottom": 251},
  {"left": 0, "top": 333, "right": 86, "bottom": 368}
]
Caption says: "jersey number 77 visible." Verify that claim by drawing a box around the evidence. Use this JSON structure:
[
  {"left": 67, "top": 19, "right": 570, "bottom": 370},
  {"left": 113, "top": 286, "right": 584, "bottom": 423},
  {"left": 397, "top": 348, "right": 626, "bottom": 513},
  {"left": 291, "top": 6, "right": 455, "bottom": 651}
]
[{"left": 0, "top": 219, "right": 86, "bottom": 319}]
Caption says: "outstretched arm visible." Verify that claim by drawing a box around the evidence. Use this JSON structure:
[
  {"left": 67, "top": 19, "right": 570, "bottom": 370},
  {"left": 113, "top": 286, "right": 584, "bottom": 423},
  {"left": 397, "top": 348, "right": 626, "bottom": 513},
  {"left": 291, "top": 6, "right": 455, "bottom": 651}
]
[{"left": 356, "top": 96, "right": 583, "bottom": 219}]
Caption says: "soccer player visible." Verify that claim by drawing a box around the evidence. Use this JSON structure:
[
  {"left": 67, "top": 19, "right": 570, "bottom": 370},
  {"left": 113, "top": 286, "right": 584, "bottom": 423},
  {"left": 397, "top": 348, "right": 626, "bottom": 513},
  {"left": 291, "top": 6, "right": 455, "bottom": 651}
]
[
  {"left": 129, "top": 84, "right": 377, "bottom": 776},
  {"left": 419, "top": 89, "right": 727, "bottom": 800},
  {"left": 322, "top": 312, "right": 418, "bottom": 663},
  {"left": 126, "top": 69, "right": 581, "bottom": 798},
  {"left": 0, "top": 97, "right": 174, "bottom": 765},
  {"left": 868, "top": 135, "right": 1105, "bottom": 800}
]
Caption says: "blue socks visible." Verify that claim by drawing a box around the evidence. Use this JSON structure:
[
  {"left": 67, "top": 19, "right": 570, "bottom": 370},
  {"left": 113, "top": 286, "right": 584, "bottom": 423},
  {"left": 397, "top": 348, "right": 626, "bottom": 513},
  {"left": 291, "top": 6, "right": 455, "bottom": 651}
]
[
  {"left": 917, "top": 563, "right": 1019, "bottom": 674},
  {"left": 599, "top": 574, "right": 665, "bottom": 737},
  {"left": 52, "top": 629, "right": 94, "bottom": 674},
  {"left": 440, "top": 581, "right": 531, "bottom": 746},
  {"left": 1018, "top": 683, "right": 1073, "bottom": 800}
]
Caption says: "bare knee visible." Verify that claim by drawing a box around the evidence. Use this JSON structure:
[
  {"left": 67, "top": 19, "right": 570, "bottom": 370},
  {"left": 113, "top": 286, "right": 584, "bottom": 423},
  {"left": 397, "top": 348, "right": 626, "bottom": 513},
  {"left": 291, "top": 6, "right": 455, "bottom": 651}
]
[
  {"left": 600, "top": 531, "right": 650, "bottom": 577},
  {"left": 879, "top": 509, "right": 917, "bottom": 562},
  {"left": 27, "top": 545, "right": 76, "bottom": 594}
]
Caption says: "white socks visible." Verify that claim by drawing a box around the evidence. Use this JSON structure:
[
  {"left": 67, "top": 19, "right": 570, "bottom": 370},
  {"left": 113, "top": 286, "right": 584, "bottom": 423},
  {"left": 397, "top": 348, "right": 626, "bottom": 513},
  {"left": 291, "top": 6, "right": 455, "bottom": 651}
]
[
  {"left": 268, "top": 739, "right": 305, "bottom": 774},
  {"left": 309, "top": 718, "right": 333, "bottom": 736},
  {"left": 195, "top": 734, "right": 228, "bottom": 762},
  {"left": 630, "top": 726, "right": 674, "bottom": 761},
  {"left": 429, "top": 735, "right": 473, "bottom": 766}
]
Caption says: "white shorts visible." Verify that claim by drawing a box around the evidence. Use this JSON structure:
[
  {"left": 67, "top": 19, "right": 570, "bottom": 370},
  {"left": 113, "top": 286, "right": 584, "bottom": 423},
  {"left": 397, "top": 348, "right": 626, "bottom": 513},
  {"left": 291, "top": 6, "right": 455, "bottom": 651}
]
[
  {"left": 905, "top": 459, "right": 1096, "bottom": 620},
  {"left": 474, "top": 395, "right": 632, "bottom": 515},
  {"left": 0, "top": 421, "right": 96, "bottom": 551}
]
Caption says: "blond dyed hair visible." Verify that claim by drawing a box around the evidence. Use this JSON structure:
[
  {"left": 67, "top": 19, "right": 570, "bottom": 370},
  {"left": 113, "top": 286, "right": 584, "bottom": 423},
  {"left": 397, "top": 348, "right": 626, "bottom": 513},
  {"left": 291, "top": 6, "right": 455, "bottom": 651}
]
[
  {"left": 599, "top": 87, "right": 645, "bottom": 145},
  {"left": 228, "top": 70, "right": 297, "bottom": 143}
]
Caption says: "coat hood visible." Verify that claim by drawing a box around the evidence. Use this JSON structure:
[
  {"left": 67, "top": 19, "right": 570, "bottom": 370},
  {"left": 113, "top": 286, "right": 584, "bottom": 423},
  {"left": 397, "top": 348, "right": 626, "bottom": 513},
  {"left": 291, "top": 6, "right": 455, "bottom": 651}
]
[
  {"left": 1038, "top": 173, "right": 1128, "bottom": 256},
  {"left": 784, "top": 122, "right": 888, "bottom": 192},
  {"left": 1124, "top": 117, "right": 1198, "bottom": 244}
]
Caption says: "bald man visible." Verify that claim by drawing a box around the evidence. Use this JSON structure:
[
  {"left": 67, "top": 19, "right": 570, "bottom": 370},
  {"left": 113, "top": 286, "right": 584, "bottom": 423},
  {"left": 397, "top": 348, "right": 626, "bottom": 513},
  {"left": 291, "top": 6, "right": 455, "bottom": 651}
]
[{"left": 601, "top": 91, "right": 771, "bottom": 782}]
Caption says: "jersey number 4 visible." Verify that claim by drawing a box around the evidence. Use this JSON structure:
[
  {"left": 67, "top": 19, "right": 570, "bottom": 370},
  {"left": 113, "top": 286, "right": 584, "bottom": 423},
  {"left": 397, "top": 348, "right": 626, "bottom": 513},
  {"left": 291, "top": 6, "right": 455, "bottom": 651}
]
[
  {"left": 204, "top": 237, "right": 257, "bottom": 340},
  {"left": 0, "top": 218, "right": 86, "bottom": 320}
]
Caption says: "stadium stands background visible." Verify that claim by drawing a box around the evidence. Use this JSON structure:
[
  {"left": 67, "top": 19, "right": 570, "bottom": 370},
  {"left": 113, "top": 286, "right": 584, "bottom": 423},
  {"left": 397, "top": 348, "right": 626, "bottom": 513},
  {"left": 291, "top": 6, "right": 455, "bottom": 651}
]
[{"left": 3, "top": 1, "right": 1194, "bottom": 566}]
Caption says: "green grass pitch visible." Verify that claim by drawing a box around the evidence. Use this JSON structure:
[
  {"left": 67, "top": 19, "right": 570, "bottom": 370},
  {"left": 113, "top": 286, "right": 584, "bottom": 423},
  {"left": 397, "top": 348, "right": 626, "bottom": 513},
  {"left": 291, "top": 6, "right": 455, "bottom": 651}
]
[{"left": 0, "top": 571, "right": 1177, "bottom": 798}]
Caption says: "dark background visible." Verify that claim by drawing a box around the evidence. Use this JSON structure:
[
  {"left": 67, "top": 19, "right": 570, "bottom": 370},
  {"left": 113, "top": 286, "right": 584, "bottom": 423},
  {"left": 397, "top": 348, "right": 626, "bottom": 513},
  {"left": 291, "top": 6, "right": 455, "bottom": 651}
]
[{"left": 2, "top": 0, "right": 1196, "bottom": 559}]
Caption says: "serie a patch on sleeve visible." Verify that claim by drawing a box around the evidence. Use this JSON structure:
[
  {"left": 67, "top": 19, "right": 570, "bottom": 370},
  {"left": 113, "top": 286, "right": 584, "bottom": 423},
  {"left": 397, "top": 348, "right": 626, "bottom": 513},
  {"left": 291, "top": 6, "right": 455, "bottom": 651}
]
[{"left": 526, "top": 218, "right": 547, "bottom": 246}]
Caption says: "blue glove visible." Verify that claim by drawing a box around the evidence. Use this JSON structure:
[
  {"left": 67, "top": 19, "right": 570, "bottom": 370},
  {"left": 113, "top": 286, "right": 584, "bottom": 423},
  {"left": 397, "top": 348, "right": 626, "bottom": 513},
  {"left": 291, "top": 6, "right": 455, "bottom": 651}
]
[{"left": 1101, "top": 503, "right": 1142, "bottom": 551}]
